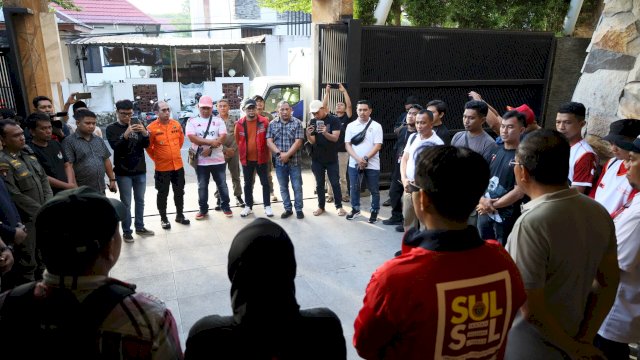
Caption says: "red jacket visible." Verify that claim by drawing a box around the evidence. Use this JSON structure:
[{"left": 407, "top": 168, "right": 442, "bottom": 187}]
[
  {"left": 235, "top": 115, "right": 270, "bottom": 166},
  {"left": 354, "top": 227, "right": 526, "bottom": 360}
]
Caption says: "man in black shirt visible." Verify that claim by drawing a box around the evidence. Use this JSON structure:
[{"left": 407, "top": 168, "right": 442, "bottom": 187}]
[
  {"left": 106, "top": 100, "right": 154, "bottom": 243},
  {"left": 322, "top": 83, "right": 352, "bottom": 203},
  {"left": 426, "top": 100, "right": 451, "bottom": 145},
  {"left": 476, "top": 110, "right": 526, "bottom": 245},
  {"left": 306, "top": 100, "right": 347, "bottom": 217},
  {"left": 26, "top": 113, "right": 76, "bottom": 194}
]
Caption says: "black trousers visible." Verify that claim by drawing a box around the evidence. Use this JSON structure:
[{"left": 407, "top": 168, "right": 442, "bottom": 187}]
[
  {"left": 154, "top": 168, "right": 186, "bottom": 220},
  {"left": 594, "top": 334, "right": 631, "bottom": 360},
  {"left": 388, "top": 160, "right": 404, "bottom": 220}
]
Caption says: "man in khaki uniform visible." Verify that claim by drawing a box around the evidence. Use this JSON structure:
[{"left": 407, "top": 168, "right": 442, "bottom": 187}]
[
  {"left": 217, "top": 99, "right": 244, "bottom": 208},
  {"left": 0, "top": 119, "right": 52, "bottom": 289}
]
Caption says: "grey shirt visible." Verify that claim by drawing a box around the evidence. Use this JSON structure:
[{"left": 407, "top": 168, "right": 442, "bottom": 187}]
[
  {"left": 451, "top": 130, "right": 497, "bottom": 163},
  {"left": 63, "top": 132, "right": 112, "bottom": 193},
  {"left": 504, "top": 188, "right": 617, "bottom": 359}
]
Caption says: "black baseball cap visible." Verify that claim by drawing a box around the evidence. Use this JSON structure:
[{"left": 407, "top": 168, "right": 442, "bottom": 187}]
[
  {"left": 630, "top": 137, "right": 640, "bottom": 153},
  {"left": 36, "top": 186, "right": 126, "bottom": 267},
  {"left": 243, "top": 99, "right": 257, "bottom": 109},
  {"left": 602, "top": 119, "right": 640, "bottom": 151}
]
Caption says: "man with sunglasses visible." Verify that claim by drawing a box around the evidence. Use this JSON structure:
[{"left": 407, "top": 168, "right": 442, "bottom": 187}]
[{"left": 106, "top": 100, "right": 154, "bottom": 243}]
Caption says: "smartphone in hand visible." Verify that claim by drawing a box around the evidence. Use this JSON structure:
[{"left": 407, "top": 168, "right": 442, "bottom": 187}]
[
  {"left": 75, "top": 92, "right": 92, "bottom": 100},
  {"left": 316, "top": 120, "right": 325, "bottom": 133}
]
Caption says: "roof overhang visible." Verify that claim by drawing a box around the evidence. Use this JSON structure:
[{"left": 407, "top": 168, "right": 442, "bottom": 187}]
[{"left": 69, "top": 35, "right": 266, "bottom": 48}]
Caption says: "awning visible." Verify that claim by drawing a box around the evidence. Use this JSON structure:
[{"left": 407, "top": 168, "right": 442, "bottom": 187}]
[{"left": 69, "top": 35, "right": 266, "bottom": 48}]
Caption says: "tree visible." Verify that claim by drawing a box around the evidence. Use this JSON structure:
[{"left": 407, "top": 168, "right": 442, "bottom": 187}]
[
  {"left": 258, "top": 0, "right": 311, "bottom": 13},
  {"left": 0, "top": 1, "right": 80, "bottom": 10}
]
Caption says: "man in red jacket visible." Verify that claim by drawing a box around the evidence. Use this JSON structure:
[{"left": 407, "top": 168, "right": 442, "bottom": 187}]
[
  {"left": 354, "top": 145, "right": 526, "bottom": 360},
  {"left": 235, "top": 99, "right": 273, "bottom": 218}
]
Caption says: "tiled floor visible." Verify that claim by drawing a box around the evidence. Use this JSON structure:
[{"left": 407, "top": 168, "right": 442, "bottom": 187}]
[{"left": 107, "top": 168, "right": 402, "bottom": 359}]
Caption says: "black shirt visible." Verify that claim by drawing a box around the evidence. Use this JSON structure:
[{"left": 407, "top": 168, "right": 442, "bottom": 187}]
[
  {"left": 29, "top": 141, "right": 68, "bottom": 193},
  {"left": 335, "top": 113, "right": 350, "bottom": 153},
  {"left": 310, "top": 114, "right": 340, "bottom": 164},
  {"left": 433, "top": 124, "right": 451, "bottom": 145},
  {"left": 486, "top": 145, "right": 520, "bottom": 219},
  {"left": 106, "top": 122, "right": 150, "bottom": 176}
]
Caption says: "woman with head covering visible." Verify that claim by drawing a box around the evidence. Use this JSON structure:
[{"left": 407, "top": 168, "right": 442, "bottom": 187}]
[{"left": 184, "top": 218, "right": 346, "bottom": 360}]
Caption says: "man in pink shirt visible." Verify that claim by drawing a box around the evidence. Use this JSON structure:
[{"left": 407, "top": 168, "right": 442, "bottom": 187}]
[{"left": 186, "top": 95, "right": 231, "bottom": 219}]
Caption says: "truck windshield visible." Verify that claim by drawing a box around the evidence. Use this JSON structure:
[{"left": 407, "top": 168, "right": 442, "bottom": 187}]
[{"left": 264, "top": 85, "right": 301, "bottom": 114}]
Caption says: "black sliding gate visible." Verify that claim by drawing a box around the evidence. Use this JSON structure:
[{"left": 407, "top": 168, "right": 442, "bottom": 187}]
[{"left": 318, "top": 20, "right": 556, "bottom": 184}]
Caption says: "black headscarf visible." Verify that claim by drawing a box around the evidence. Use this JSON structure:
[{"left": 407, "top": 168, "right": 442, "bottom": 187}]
[{"left": 227, "top": 218, "right": 300, "bottom": 327}]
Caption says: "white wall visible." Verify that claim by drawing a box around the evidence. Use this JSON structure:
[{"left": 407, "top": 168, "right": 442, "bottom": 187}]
[{"left": 264, "top": 35, "right": 311, "bottom": 76}]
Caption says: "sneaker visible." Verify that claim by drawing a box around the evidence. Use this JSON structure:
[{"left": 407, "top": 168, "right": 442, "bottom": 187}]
[
  {"left": 223, "top": 209, "right": 233, "bottom": 217},
  {"left": 195, "top": 212, "right": 208, "bottom": 220},
  {"left": 241, "top": 207, "right": 253, "bottom": 217},
  {"left": 382, "top": 217, "right": 403, "bottom": 226},
  {"left": 123, "top": 233, "right": 134, "bottom": 243},
  {"left": 368, "top": 210, "right": 378, "bottom": 224},
  {"left": 264, "top": 206, "right": 274, "bottom": 217},
  {"left": 382, "top": 199, "right": 392, "bottom": 207},
  {"left": 296, "top": 211, "right": 304, "bottom": 219},
  {"left": 346, "top": 209, "right": 360, "bottom": 220},
  {"left": 161, "top": 219, "right": 171, "bottom": 229},
  {"left": 326, "top": 196, "right": 334, "bottom": 203},
  {"left": 236, "top": 196, "right": 245, "bottom": 208},
  {"left": 337, "top": 208, "right": 347, "bottom": 216},
  {"left": 271, "top": 193, "right": 278, "bottom": 202},
  {"left": 395, "top": 224, "right": 404, "bottom": 232},
  {"left": 281, "top": 210, "right": 293, "bottom": 219},
  {"left": 135, "top": 227, "right": 155, "bottom": 236},
  {"left": 175, "top": 216, "right": 190, "bottom": 225}
]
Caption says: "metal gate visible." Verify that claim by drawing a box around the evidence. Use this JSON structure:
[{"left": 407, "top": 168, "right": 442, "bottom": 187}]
[
  {"left": 318, "top": 20, "right": 556, "bottom": 183},
  {"left": 0, "top": 49, "right": 18, "bottom": 111}
]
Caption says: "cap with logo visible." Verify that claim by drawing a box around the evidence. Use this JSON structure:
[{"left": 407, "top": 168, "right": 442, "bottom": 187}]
[
  {"left": 198, "top": 95, "right": 214, "bottom": 108},
  {"left": 506, "top": 104, "right": 536, "bottom": 125},
  {"left": 36, "top": 186, "right": 126, "bottom": 267},
  {"left": 242, "top": 99, "right": 257, "bottom": 109},
  {"left": 309, "top": 100, "right": 323, "bottom": 113},
  {"left": 602, "top": 119, "right": 640, "bottom": 151}
]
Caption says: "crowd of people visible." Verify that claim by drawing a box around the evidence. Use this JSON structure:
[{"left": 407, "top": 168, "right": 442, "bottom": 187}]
[{"left": 0, "top": 86, "right": 637, "bottom": 360}]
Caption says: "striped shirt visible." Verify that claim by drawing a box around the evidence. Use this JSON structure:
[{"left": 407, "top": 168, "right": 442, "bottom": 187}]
[
  {"left": 0, "top": 271, "right": 184, "bottom": 360},
  {"left": 62, "top": 131, "right": 112, "bottom": 192},
  {"left": 266, "top": 116, "right": 304, "bottom": 166}
]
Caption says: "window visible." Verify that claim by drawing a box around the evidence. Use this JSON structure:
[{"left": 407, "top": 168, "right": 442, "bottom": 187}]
[
  {"left": 83, "top": 46, "right": 102, "bottom": 73},
  {"left": 264, "top": 85, "right": 301, "bottom": 115}
]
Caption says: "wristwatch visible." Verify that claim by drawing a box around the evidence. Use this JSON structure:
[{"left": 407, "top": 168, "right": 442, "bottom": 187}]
[
  {"left": 276, "top": 152, "right": 281, "bottom": 157},
  {"left": 363, "top": 156, "right": 369, "bottom": 162}
]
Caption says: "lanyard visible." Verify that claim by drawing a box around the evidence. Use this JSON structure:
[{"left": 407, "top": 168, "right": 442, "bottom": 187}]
[{"left": 611, "top": 189, "right": 638, "bottom": 220}]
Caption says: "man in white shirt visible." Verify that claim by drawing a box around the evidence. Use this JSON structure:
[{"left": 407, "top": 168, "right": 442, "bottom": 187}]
[
  {"left": 186, "top": 95, "right": 230, "bottom": 219},
  {"left": 344, "top": 100, "right": 383, "bottom": 223},
  {"left": 400, "top": 109, "right": 443, "bottom": 231},
  {"left": 595, "top": 135, "right": 640, "bottom": 359},
  {"left": 590, "top": 119, "right": 640, "bottom": 214}
]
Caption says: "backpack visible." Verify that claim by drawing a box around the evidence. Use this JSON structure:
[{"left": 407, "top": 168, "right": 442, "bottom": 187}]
[{"left": 0, "top": 281, "right": 135, "bottom": 359}]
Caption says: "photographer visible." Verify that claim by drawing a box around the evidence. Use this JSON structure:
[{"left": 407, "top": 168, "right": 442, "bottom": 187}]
[
  {"left": 33, "top": 95, "right": 75, "bottom": 142},
  {"left": 106, "top": 100, "right": 153, "bottom": 243}
]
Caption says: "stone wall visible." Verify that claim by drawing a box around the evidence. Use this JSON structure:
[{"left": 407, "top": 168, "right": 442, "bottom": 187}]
[{"left": 573, "top": 0, "right": 640, "bottom": 138}]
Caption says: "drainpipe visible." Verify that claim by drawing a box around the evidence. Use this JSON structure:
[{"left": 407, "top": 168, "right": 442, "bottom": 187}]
[
  {"left": 562, "top": 0, "right": 585, "bottom": 36},
  {"left": 374, "top": 0, "right": 394, "bottom": 26}
]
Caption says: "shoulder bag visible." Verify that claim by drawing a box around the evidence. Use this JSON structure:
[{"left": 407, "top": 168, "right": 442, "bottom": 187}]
[
  {"left": 188, "top": 115, "right": 213, "bottom": 169},
  {"left": 350, "top": 120, "right": 372, "bottom": 146}
]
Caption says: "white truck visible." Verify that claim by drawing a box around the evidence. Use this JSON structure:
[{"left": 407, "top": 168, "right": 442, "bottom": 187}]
[{"left": 248, "top": 76, "right": 313, "bottom": 125}]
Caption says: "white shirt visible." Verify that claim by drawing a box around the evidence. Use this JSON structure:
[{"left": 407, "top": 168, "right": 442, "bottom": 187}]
[
  {"left": 186, "top": 115, "right": 227, "bottom": 166},
  {"left": 568, "top": 139, "right": 597, "bottom": 187},
  {"left": 345, "top": 118, "right": 383, "bottom": 170},
  {"left": 598, "top": 194, "right": 640, "bottom": 343},
  {"left": 403, "top": 132, "right": 444, "bottom": 181},
  {"left": 593, "top": 158, "right": 633, "bottom": 214}
]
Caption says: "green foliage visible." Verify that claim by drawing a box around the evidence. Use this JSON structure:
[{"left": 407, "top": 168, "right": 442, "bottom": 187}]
[
  {"left": 0, "top": 0, "right": 80, "bottom": 10},
  {"left": 258, "top": 0, "right": 311, "bottom": 13},
  {"left": 357, "top": 0, "right": 573, "bottom": 32}
]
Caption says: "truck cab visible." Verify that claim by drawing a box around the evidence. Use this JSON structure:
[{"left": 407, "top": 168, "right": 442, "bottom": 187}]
[{"left": 248, "top": 76, "right": 312, "bottom": 124}]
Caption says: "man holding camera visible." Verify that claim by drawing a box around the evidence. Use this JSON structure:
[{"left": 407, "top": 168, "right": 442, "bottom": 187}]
[
  {"left": 306, "top": 100, "right": 346, "bottom": 216},
  {"left": 106, "top": 100, "right": 154, "bottom": 243}
]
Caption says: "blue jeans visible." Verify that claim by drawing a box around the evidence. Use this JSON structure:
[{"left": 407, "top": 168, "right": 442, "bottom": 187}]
[
  {"left": 196, "top": 164, "right": 230, "bottom": 213},
  {"left": 311, "top": 160, "right": 342, "bottom": 209},
  {"left": 275, "top": 163, "right": 303, "bottom": 212},
  {"left": 348, "top": 166, "right": 380, "bottom": 212},
  {"left": 116, "top": 174, "right": 146, "bottom": 234}
]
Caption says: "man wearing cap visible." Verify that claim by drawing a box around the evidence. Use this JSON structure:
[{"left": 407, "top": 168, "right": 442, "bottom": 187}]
[
  {"left": 235, "top": 99, "right": 273, "bottom": 218},
  {"left": 186, "top": 95, "right": 231, "bottom": 219},
  {"left": 0, "top": 186, "right": 183, "bottom": 359},
  {"left": 595, "top": 136, "right": 640, "bottom": 359},
  {"left": 253, "top": 94, "right": 277, "bottom": 201},
  {"left": 267, "top": 101, "right": 305, "bottom": 219},
  {"left": 106, "top": 99, "right": 154, "bottom": 243},
  {"left": 556, "top": 101, "right": 597, "bottom": 194},
  {"left": 147, "top": 101, "right": 190, "bottom": 229},
  {"left": 590, "top": 119, "right": 640, "bottom": 214},
  {"left": 306, "top": 99, "right": 346, "bottom": 216},
  {"left": 0, "top": 119, "right": 52, "bottom": 289}
]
